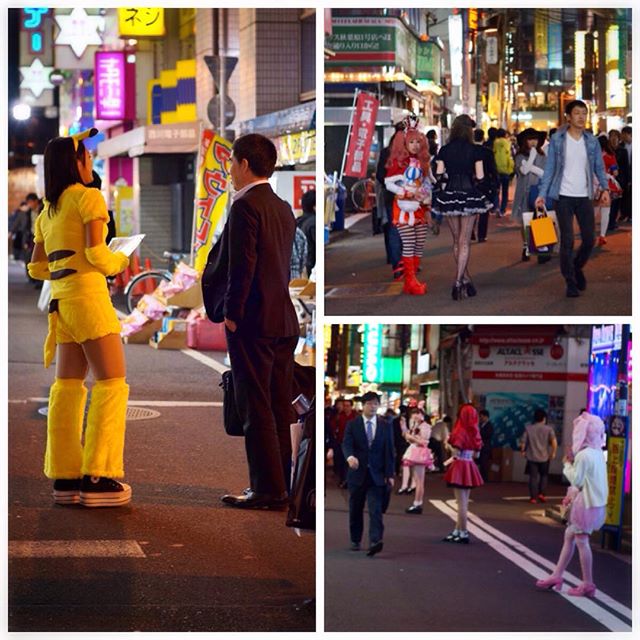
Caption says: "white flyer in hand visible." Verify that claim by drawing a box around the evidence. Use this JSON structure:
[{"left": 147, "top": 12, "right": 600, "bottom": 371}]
[{"left": 108, "top": 234, "right": 145, "bottom": 256}]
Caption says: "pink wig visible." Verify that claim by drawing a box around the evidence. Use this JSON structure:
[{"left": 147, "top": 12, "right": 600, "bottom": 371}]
[
  {"left": 572, "top": 412, "right": 606, "bottom": 456},
  {"left": 386, "top": 128, "right": 431, "bottom": 176}
]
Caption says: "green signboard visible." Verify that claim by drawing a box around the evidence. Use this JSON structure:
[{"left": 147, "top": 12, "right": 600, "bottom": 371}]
[{"left": 416, "top": 40, "right": 441, "bottom": 82}]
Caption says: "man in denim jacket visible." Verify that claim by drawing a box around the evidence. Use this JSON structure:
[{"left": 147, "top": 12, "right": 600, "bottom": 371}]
[{"left": 535, "top": 100, "right": 610, "bottom": 297}]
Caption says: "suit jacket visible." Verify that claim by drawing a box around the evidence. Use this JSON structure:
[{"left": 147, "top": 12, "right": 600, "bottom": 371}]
[
  {"left": 343, "top": 415, "right": 395, "bottom": 488},
  {"left": 201, "top": 183, "right": 299, "bottom": 337}
]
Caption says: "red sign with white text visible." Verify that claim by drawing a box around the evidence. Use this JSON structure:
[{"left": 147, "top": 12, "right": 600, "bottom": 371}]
[
  {"left": 344, "top": 91, "right": 379, "bottom": 178},
  {"left": 293, "top": 175, "right": 316, "bottom": 211}
]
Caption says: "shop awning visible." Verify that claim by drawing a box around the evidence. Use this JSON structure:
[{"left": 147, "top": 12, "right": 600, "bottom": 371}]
[{"left": 96, "top": 121, "right": 201, "bottom": 159}]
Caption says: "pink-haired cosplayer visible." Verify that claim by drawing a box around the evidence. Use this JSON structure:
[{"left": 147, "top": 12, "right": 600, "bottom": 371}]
[
  {"left": 385, "top": 122, "right": 433, "bottom": 296},
  {"left": 536, "top": 412, "right": 608, "bottom": 597}
]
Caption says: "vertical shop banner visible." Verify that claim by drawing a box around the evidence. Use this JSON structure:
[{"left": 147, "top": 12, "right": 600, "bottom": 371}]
[
  {"left": 534, "top": 10, "right": 549, "bottom": 69},
  {"left": 95, "top": 51, "right": 126, "bottom": 120},
  {"left": 605, "top": 420, "right": 627, "bottom": 527},
  {"left": 343, "top": 91, "right": 379, "bottom": 179},
  {"left": 192, "top": 130, "right": 232, "bottom": 272}
]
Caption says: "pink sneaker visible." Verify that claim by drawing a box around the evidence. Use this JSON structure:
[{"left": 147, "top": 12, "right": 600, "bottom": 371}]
[
  {"left": 535, "top": 575, "right": 563, "bottom": 591},
  {"left": 567, "top": 582, "right": 596, "bottom": 597}
]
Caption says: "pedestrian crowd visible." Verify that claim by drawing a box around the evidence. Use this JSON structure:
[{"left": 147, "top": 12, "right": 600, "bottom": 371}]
[
  {"left": 326, "top": 393, "right": 608, "bottom": 597},
  {"left": 372, "top": 101, "right": 631, "bottom": 300}
]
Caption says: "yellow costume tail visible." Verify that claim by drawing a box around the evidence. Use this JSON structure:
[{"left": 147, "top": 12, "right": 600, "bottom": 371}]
[
  {"left": 82, "top": 378, "right": 129, "bottom": 478},
  {"left": 44, "top": 378, "right": 88, "bottom": 479}
]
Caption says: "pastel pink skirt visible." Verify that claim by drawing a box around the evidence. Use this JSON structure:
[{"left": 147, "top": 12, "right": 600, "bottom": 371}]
[{"left": 569, "top": 491, "right": 606, "bottom": 534}]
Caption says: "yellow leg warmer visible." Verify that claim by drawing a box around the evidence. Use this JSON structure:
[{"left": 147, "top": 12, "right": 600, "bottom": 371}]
[
  {"left": 82, "top": 378, "right": 129, "bottom": 478},
  {"left": 44, "top": 378, "right": 88, "bottom": 479}
]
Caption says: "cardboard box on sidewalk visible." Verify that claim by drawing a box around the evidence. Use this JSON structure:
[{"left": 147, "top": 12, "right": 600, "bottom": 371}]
[{"left": 123, "top": 319, "right": 162, "bottom": 344}]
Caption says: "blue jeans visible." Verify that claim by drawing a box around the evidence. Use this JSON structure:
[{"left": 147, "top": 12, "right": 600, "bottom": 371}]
[{"left": 498, "top": 173, "right": 511, "bottom": 214}]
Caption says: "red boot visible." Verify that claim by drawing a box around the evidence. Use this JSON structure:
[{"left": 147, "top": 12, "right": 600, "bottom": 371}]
[
  {"left": 403, "top": 258, "right": 426, "bottom": 295},
  {"left": 411, "top": 256, "right": 427, "bottom": 293}
]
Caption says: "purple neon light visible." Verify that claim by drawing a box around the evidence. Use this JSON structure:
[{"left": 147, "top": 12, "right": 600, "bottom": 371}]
[{"left": 95, "top": 51, "right": 125, "bottom": 120}]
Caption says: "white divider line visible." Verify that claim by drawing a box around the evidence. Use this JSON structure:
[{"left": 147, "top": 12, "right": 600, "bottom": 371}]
[
  {"left": 444, "top": 499, "right": 633, "bottom": 622},
  {"left": 343, "top": 212, "right": 370, "bottom": 230},
  {"left": 9, "top": 540, "right": 146, "bottom": 558},
  {"left": 180, "top": 348, "right": 229, "bottom": 374},
  {"left": 16, "top": 398, "right": 222, "bottom": 408},
  {"left": 430, "top": 500, "right": 631, "bottom": 632}
]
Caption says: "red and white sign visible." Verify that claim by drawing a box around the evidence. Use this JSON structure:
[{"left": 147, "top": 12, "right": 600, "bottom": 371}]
[
  {"left": 344, "top": 91, "right": 379, "bottom": 179},
  {"left": 293, "top": 175, "right": 316, "bottom": 211}
]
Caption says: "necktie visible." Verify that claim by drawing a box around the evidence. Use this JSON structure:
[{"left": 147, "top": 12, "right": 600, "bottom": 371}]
[{"left": 366, "top": 420, "right": 374, "bottom": 447}]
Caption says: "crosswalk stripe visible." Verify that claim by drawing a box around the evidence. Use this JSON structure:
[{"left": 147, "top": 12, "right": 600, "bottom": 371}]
[
  {"left": 9, "top": 540, "right": 146, "bottom": 558},
  {"left": 445, "top": 499, "right": 633, "bottom": 621},
  {"left": 180, "top": 348, "right": 229, "bottom": 374},
  {"left": 11, "top": 398, "right": 222, "bottom": 408},
  {"left": 431, "top": 500, "right": 631, "bottom": 632}
]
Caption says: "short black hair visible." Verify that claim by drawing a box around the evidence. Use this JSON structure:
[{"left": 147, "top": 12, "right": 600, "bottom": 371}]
[
  {"left": 232, "top": 133, "right": 277, "bottom": 178},
  {"left": 479, "top": 409, "right": 490, "bottom": 419},
  {"left": 496, "top": 128, "right": 507, "bottom": 138},
  {"left": 26, "top": 192, "right": 39, "bottom": 201},
  {"left": 549, "top": 127, "right": 557, "bottom": 138},
  {"left": 426, "top": 130, "right": 437, "bottom": 140},
  {"left": 301, "top": 189, "right": 316, "bottom": 213},
  {"left": 621, "top": 125, "right": 632, "bottom": 135},
  {"left": 534, "top": 408, "right": 547, "bottom": 423},
  {"left": 443, "top": 415, "right": 452, "bottom": 424},
  {"left": 565, "top": 99, "right": 588, "bottom": 116},
  {"left": 473, "top": 129, "right": 485, "bottom": 143}
]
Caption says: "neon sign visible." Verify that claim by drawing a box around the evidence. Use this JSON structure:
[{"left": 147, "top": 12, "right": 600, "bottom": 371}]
[
  {"left": 95, "top": 51, "right": 125, "bottom": 119},
  {"left": 363, "top": 325, "right": 382, "bottom": 383},
  {"left": 23, "top": 8, "right": 49, "bottom": 54}
]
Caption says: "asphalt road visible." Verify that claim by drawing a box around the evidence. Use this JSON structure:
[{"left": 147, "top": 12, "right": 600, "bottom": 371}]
[
  {"left": 7, "top": 262, "right": 315, "bottom": 633},
  {"left": 324, "top": 473, "right": 631, "bottom": 632},
  {"left": 325, "top": 214, "right": 632, "bottom": 316}
]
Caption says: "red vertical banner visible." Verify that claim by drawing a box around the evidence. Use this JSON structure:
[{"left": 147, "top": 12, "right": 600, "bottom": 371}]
[{"left": 343, "top": 91, "right": 379, "bottom": 179}]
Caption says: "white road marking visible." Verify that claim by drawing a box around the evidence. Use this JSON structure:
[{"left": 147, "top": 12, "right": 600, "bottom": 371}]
[
  {"left": 180, "top": 348, "right": 229, "bottom": 374},
  {"left": 9, "top": 540, "right": 146, "bottom": 558},
  {"left": 431, "top": 500, "right": 631, "bottom": 631},
  {"left": 445, "top": 499, "right": 632, "bottom": 620},
  {"left": 12, "top": 398, "right": 222, "bottom": 408},
  {"left": 344, "top": 212, "right": 369, "bottom": 230}
]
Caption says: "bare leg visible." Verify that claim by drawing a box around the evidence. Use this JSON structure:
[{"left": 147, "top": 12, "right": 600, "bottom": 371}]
[
  {"left": 551, "top": 526, "right": 577, "bottom": 578},
  {"left": 56, "top": 342, "right": 89, "bottom": 379},
  {"left": 574, "top": 533, "right": 593, "bottom": 584},
  {"left": 413, "top": 465, "right": 425, "bottom": 505},
  {"left": 81, "top": 333, "right": 126, "bottom": 379}
]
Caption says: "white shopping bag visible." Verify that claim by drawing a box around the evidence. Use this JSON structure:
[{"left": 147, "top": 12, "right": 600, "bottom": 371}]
[
  {"left": 522, "top": 208, "right": 560, "bottom": 254},
  {"left": 37, "top": 280, "right": 51, "bottom": 312}
]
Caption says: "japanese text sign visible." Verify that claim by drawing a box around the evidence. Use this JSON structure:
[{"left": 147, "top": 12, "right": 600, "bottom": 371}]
[
  {"left": 118, "top": 8, "right": 165, "bottom": 37},
  {"left": 95, "top": 51, "right": 125, "bottom": 120},
  {"left": 344, "top": 91, "right": 379, "bottom": 179}
]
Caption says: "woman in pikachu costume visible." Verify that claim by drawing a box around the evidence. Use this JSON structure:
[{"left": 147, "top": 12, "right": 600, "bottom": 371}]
[{"left": 28, "top": 129, "right": 132, "bottom": 507}]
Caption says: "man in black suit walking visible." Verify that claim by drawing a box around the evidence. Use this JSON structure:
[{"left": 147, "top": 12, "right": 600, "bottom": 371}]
[
  {"left": 203, "top": 133, "right": 300, "bottom": 509},
  {"left": 343, "top": 392, "right": 395, "bottom": 556}
]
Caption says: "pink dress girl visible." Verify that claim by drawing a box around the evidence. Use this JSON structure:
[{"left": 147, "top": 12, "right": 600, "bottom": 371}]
[
  {"left": 536, "top": 413, "right": 608, "bottom": 597},
  {"left": 401, "top": 418, "right": 435, "bottom": 514}
]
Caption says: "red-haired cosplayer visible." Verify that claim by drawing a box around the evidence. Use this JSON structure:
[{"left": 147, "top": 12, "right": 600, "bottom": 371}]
[
  {"left": 442, "top": 404, "right": 484, "bottom": 543},
  {"left": 385, "top": 117, "right": 432, "bottom": 295},
  {"left": 27, "top": 128, "right": 132, "bottom": 508}
]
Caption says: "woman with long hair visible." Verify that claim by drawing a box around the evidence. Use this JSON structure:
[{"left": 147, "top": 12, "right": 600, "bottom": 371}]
[
  {"left": 442, "top": 404, "right": 484, "bottom": 543},
  {"left": 432, "top": 116, "right": 492, "bottom": 300},
  {"left": 595, "top": 135, "right": 623, "bottom": 246},
  {"left": 27, "top": 129, "right": 132, "bottom": 508},
  {"left": 385, "top": 118, "right": 432, "bottom": 295},
  {"left": 536, "top": 413, "right": 607, "bottom": 596}
]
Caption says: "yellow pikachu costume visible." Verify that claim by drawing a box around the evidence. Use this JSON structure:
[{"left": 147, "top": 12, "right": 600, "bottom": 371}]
[{"left": 28, "top": 129, "right": 130, "bottom": 481}]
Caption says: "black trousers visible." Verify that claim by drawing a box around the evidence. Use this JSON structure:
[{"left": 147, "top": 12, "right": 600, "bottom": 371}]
[
  {"left": 527, "top": 460, "right": 550, "bottom": 498},
  {"left": 348, "top": 470, "right": 385, "bottom": 545},
  {"left": 477, "top": 210, "right": 489, "bottom": 241},
  {"left": 226, "top": 330, "right": 298, "bottom": 495},
  {"left": 555, "top": 196, "right": 595, "bottom": 286}
]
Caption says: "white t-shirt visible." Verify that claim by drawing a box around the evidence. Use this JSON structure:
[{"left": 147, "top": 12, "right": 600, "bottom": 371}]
[{"left": 559, "top": 133, "right": 589, "bottom": 197}]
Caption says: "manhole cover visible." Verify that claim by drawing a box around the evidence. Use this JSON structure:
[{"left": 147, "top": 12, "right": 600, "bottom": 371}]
[
  {"left": 126, "top": 407, "right": 161, "bottom": 421},
  {"left": 325, "top": 282, "right": 402, "bottom": 297}
]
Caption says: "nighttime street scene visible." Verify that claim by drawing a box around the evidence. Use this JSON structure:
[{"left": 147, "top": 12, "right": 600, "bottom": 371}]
[
  {"left": 324, "top": 323, "right": 631, "bottom": 632},
  {"left": 324, "top": 8, "right": 632, "bottom": 315},
  {"left": 7, "top": 8, "right": 316, "bottom": 632}
]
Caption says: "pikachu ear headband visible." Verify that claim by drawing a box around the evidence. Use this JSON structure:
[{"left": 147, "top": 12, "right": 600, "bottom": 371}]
[{"left": 71, "top": 127, "right": 99, "bottom": 151}]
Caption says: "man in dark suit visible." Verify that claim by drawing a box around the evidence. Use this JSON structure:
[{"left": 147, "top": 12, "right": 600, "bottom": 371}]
[
  {"left": 343, "top": 392, "right": 395, "bottom": 556},
  {"left": 202, "top": 133, "right": 300, "bottom": 510}
]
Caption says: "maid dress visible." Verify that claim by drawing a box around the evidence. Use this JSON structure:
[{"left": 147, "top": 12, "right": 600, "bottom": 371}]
[
  {"left": 444, "top": 420, "right": 484, "bottom": 488},
  {"left": 432, "top": 139, "right": 492, "bottom": 217}
]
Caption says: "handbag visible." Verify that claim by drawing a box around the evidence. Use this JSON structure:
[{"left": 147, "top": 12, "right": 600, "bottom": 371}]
[
  {"left": 523, "top": 207, "right": 559, "bottom": 254},
  {"left": 219, "top": 370, "right": 244, "bottom": 436},
  {"left": 529, "top": 206, "right": 558, "bottom": 249}
]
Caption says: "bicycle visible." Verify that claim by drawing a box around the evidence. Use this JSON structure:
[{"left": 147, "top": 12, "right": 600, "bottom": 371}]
[
  {"left": 350, "top": 176, "right": 377, "bottom": 213},
  {"left": 124, "top": 251, "right": 190, "bottom": 313}
]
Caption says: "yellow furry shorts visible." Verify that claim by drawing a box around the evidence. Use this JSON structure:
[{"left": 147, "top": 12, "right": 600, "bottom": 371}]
[{"left": 55, "top": 293, "right": 122, "bottom": 344}]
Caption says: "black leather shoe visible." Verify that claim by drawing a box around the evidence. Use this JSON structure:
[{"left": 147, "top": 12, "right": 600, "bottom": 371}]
[
  {"left": 574, "top": 267, "right": 587, "bottom": 291},
  {"left": 350, "top": 541, "right": 361, "bottom": 551},
  {"left": 366, "top": 541, "right": 383, "bottom": 556},
  {"left": 221, "top": 490, "right": 288, "bottom": 510},
  {"left": 405, "top": 505, "right": 423, "bottom": 514}
]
